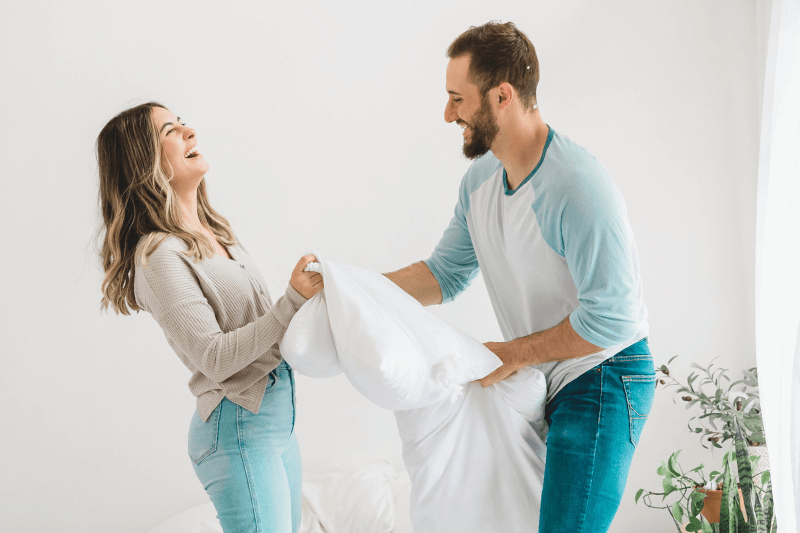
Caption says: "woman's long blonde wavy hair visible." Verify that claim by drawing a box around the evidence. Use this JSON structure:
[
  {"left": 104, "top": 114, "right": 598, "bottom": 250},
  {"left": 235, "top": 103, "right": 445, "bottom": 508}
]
[{"left": 97, "top": 101, "right": 237, "bottom": 315}]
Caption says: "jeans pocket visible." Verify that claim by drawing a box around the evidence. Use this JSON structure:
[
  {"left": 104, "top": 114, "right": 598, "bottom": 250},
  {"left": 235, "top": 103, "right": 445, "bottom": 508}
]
[
  {"left": 622, "top": 375, "right": 656, "bottom": 447},
  {"left": 263, "top": 369, "right": 278, "bottom": 393},
  {"left": 188, "top": 403, "right": 221, "bottom": 465}
]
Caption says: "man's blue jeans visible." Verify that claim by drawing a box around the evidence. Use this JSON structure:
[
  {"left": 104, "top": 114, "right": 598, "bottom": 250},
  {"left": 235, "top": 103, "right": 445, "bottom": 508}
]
[
  {"left": 538, "top": 338, "right": 656, "bottom": 533},
  {"left": 188, "top": 361, "right": 302, "bottom": 533}
]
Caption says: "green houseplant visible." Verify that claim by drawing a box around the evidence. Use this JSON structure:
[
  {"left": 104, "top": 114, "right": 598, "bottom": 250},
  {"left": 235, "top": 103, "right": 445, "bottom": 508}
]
[
  {"left": 658, "top": 356, "right": 765, "bottom": 449},
  {"left": 635, "top": 357, "right": 776, "bottom": 532}
]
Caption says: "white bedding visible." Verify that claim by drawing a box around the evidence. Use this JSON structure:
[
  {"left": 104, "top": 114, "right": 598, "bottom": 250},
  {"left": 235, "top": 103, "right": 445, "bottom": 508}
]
[{"left": 149, "top": 462, "right": 413, "bottom": 533}]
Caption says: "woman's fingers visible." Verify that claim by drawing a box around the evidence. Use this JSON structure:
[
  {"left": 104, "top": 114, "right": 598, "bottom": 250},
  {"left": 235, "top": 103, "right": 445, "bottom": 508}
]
[
  {"left": 291, "top": 256, "right": 323, "bottom": 299},
  {"left": 292, "top": 254, "right": 318, "bottom": 275},
  {"left": 301, "top": 254, "right": 318, "bottom": 270}
]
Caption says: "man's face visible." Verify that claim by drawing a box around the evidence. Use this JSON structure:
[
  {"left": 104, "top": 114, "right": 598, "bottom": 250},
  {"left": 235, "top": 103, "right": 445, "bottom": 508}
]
[{"left": 444, "top": 55, "right": 500, "bottom": 159}]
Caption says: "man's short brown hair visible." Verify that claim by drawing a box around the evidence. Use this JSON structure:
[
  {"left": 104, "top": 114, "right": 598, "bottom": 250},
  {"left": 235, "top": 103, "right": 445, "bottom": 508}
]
[{"left": 447, "top": 21, "right": 539, "bottom": 111}]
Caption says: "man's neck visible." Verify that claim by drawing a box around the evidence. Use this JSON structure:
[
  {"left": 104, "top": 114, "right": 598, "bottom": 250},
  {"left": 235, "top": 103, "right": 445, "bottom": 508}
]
[{"left": 492, "top": 114, "right": 550, "bottom": 191}]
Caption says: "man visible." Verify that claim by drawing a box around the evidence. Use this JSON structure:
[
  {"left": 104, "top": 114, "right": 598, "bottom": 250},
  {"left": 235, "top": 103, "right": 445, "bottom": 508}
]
[{"left": 385, "top": 21, "right": 655, "bottom": 532}]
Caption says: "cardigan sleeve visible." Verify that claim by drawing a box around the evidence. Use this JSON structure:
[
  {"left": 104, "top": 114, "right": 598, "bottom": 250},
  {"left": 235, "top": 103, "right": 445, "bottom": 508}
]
[{"left": 134, "top": 240, "right": 307, "bottom": 382}]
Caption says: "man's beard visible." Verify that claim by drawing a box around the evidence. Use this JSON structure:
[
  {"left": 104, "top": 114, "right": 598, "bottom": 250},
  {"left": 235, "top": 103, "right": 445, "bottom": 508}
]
[{"left": 462, "top": 94, "right": 499, "bottom": 160}]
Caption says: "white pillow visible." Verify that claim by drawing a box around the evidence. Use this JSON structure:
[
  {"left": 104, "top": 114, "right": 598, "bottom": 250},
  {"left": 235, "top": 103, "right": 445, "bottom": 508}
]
[
  {"left": 148, "top": 461, "right": 396, "bottom": 533},
  {"left": 148, "top": 501, "right": 221, "bottom": 533},
  {"left": 280, "top": 253, "right": 501, "bottom": 410},
  {"left": 281, "top": 289, "right": 342, "bottom": 378},
  {"left": 390, "top": 470, "right": 413, "bottom": 533},
  {"left": 303, "top": 460, "right": 396, "bottom": 533}
]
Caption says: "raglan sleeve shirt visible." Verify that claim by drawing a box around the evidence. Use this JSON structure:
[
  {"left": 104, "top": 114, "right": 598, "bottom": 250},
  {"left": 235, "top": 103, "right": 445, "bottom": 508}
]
[{"left": 424, "top": 147, "right": 642, "bottom": 350}]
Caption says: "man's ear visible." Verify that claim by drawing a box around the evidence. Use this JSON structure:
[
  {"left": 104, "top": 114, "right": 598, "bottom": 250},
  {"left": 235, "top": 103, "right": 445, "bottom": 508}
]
[{"left": 497, "top": 83, "right": 514, "bottom": 110}]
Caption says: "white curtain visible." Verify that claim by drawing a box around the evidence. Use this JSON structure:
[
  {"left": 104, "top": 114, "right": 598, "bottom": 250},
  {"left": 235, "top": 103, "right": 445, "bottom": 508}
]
[{"left": 755, "top": 0, "right": 800, "bottom": 531}]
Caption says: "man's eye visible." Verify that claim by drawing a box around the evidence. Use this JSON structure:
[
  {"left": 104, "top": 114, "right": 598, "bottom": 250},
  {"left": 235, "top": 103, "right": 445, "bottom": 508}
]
[{"left": 454, "top": 98, "right": 462, "bottom": 103}]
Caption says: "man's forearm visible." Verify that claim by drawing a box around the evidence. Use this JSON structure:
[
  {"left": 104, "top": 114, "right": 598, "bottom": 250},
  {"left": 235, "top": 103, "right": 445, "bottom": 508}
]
[
  {"left": 384, "top": 261, "right": 443, "bottom": 306},
  {"left": 513, "top": 317, "right": 602, "bottom": 366},
  {"left": 480, "top": 316, "right": 603, "bottom": 387}
]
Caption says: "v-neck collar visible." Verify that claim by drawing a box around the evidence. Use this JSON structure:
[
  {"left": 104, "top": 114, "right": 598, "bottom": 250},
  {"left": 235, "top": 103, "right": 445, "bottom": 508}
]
[
  {"left": 216, "top": 243, "right": 239, "bottom": 263},
  {"left": 502, "top": 125, "right": 554, "bottom": 196}
]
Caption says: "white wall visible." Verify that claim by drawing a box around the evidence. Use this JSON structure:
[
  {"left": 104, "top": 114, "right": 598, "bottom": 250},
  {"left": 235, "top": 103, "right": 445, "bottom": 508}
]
[{"left": 0, "top": 1, "right": 760, "bottom": 532}]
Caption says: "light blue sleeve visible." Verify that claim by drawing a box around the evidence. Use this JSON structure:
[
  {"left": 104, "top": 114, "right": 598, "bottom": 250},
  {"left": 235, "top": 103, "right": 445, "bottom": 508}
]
[
  {"left": 423, "top": 174, "right": 481, "bottom": 304},
  {"left": 537, "top": 165, "right": 641, "bottom": 348}
]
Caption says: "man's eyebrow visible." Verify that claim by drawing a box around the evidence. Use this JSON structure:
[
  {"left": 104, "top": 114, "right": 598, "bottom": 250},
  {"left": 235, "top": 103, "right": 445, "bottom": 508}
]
[
  {"left": 159, "top": 117, "right": 181, "bottom": 134},
  {"left": 447, "top": 90, "right": 461, "bottom": 96}
]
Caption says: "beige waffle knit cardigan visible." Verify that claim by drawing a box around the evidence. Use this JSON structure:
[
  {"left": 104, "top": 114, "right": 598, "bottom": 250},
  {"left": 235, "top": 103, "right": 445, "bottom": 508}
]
[{"left": 133, "top": 235, "right": 307, "bottom": 421}]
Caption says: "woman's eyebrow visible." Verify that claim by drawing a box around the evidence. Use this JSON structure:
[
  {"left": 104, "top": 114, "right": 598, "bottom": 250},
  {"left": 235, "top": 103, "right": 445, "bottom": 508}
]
[{"left": 159, "top": 117, "right": 181, "bottom": 134}]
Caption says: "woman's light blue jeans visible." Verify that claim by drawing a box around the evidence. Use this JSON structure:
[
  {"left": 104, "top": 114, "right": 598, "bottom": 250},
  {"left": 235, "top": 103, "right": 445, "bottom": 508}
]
[
  {"left": 188, "top": 361, "right": 302, "bottom": 533},
  {"left": 538, "top": 338, "right": 656, "bottom": 533}
]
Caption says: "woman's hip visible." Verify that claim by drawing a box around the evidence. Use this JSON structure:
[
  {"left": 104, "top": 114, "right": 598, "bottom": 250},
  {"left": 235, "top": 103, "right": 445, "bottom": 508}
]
[{"left": 189, "top": 363, "right": 297, "bottom": 466}]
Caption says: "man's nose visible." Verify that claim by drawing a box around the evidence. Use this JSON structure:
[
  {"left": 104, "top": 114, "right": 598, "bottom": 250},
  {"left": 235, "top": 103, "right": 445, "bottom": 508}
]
[{"left": 444, "top": 101, "right": 457, "bottom": 123}]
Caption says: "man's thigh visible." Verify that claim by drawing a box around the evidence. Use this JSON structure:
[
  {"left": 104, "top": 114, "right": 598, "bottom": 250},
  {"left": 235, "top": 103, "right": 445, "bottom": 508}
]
[{"left": 538, "top": 352, "right": 655, "bottom": 533}]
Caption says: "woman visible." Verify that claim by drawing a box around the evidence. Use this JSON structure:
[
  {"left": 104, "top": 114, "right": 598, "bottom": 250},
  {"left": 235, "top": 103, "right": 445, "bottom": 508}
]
[{"left": 97, "top": 101, "right": 321, "bottom": 533}]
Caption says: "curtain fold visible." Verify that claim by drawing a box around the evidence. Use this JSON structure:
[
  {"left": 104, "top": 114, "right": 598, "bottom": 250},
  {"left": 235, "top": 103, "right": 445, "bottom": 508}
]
[{"left": 755, "top": 0, "right": 800, "bottom": 531}]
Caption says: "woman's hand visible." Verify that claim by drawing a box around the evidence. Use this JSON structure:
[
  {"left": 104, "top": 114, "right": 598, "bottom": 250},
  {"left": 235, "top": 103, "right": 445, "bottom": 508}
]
[{"left": 290, "top": 254, "right": 324, "bottom": 299}]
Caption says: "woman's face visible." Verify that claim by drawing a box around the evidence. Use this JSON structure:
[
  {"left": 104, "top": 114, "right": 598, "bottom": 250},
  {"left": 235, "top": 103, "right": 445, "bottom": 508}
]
[{"left": 152, "top": 106, "right": 209, "bottom": 190}]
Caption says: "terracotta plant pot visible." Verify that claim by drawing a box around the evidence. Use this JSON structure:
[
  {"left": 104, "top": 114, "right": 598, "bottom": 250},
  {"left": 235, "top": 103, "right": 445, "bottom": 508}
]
[{"left": 695, "top": 488, "right": 747, "bottom": 524}]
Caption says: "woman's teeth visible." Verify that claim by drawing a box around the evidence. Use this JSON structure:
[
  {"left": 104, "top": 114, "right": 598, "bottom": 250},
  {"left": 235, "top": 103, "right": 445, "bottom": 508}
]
[{"left": 184, "top": 146, "right": 199, "bottom": 158}]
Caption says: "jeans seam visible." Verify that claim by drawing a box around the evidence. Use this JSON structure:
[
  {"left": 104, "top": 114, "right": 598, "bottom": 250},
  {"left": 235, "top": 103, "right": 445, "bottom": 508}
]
[
  {"left": 290, "top": 369, "right": 296, "bottom": 437},
  {"left": 191, "top": 404, "right": 221, "bottom": 465},
  {"left": 607, "top": 355, "right": 653, "bottom": 363},
  {"left": 622, "top": 375, "right": 656, "bottom": 446},
  {"left": 576, "top": 367, "right": 603, "bottom": 533},
  {"left": 622, "top": 376, "right": 657, "bottom": 417},
  {"left": 237, "top": 405, "right": 262, "bottom": 533}
]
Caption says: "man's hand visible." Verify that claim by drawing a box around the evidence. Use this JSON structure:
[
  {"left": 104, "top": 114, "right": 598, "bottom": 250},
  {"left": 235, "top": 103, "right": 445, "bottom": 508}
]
[
  {"left": 477, "top": 318, "right": 602, "bottom": 388},
  {"left": 479, "top": 340, "right": 530, "bottom": 388}
]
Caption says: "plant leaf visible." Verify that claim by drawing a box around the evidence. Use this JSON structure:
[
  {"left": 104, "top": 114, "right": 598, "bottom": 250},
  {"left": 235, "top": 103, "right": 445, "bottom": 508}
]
[
  {"left": 671, "top": 501, "right": 685, "bottom": 524},
  {"left": 668, "top": 454, "right": 682, "bottom": 477},
  {"left": 635, "top": 488, "right": 645, "bottom": 505},
  {"left": 721, "top": 452, "right": 737, "bottom": 532},
  {"left": 668, "top": 355, "right": 680, "bottom": 364},
  {"left": 753, "top": 488, "right": 766, "bottom": 533},
  {"left": 733, "top": 418, "right": 758, "bottom": 525},
  {"left": 762, "top": 480, "right": 774, "bottom": 533},
  {"left": 690, "top": 490, "right": 707, "bottom": 518},
  {"left": 687, "top": 515, "right": 703, "bottom": 532},
  {"left": 663, "top": 475, "right": 677, "bottom": 500}
]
